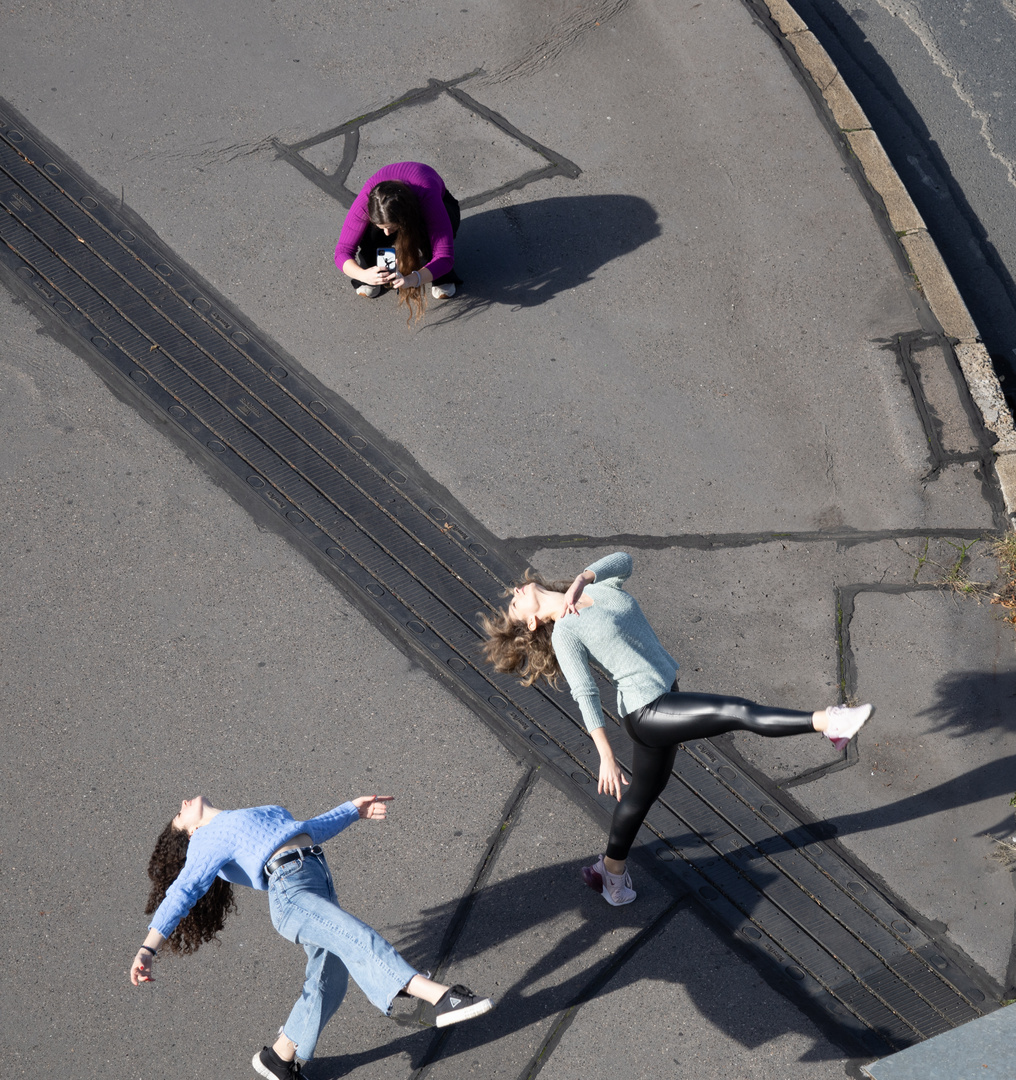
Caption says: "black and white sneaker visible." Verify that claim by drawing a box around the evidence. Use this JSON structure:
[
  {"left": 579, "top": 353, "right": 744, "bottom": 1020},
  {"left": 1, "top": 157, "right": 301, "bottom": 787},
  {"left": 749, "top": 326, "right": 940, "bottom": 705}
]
[
  {"left": 433, "top": 985, "right": 494, "bottom": 1027},
  {"left": 252, "top": 1047, "right": 302, "bottom": 1080}
]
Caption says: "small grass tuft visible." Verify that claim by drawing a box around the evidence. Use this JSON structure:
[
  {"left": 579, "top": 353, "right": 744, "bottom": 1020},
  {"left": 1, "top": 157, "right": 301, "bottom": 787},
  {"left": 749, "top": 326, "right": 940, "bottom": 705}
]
[
  {"left": 937, "top": 538, "right": 991, "bottom": 595},
  {"left": 990, "top": 532, "right": 1016, "bottom": 627}
]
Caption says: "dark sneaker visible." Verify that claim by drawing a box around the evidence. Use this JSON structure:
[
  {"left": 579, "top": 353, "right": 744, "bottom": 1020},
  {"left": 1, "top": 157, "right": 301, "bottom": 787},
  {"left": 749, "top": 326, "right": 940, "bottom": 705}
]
[
  {"left": 433, "top": 985, "right": 494, "bottom": 1027},
  {"left": 252, "top": 1047, "right": 302, "bottom": 1080}
]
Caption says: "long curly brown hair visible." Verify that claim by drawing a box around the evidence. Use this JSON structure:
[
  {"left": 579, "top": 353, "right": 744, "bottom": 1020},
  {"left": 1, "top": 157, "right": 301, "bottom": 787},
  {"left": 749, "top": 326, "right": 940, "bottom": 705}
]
[
  {"left": 144, "top": 821, "right": 237, "bottom": 954},
  {"left": 479, "top": 570, "right": 574, "bottom": 688},
  {"left": 368, "top": 180, "right": 429, "bottom": 324}
]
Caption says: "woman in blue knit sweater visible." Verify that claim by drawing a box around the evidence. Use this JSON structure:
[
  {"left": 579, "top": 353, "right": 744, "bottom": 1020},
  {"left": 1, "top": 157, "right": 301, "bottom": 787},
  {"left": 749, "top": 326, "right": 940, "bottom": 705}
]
[
  {"left": 130, "top": 795, "right": 493, "bottom": 1079},
  {"left": 482, "top": 552, "right": 872, "bottom": 907}
]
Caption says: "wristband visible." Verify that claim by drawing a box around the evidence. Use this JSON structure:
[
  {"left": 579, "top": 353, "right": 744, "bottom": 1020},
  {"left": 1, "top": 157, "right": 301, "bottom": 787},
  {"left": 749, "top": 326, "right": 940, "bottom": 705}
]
[{"left": 139, "top": 945, "right": 157, "bottom": 957}]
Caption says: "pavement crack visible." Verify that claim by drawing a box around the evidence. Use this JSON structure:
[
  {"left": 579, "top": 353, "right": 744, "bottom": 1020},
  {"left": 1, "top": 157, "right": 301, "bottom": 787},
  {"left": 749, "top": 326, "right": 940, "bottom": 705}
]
[
  {"left": 514, "top": 896, "right": 689, "bottom": 1080},
  {"left": 402, "top": 767, "right": 539, "bottom": 1072},
  {"left": 505, "top": 528, "right": 987, "bottom": 559},
  {"left": 484, "top": 0, "right": 633, "bottom": 84}
]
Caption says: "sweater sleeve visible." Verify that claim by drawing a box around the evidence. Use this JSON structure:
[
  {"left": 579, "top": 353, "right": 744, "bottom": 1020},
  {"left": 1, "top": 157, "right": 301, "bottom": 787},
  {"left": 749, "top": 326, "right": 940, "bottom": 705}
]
[
  {"left": 147, "top": 839, "right": 227, "bottom": 940},
  {"left": 417, "top": 183, "right": 454, "bottom": 278},
  {"left": 585, "top": 551, "right": 633, "bottom": 587},
  {"left": 302, "top": 802, "right": 359, "bottom": 844},
  {"left": 553, "top": 624, "right": 606, "bottom": 732},
  {"left": 334, "top": 187, "right": 372, "bottom": 269}
]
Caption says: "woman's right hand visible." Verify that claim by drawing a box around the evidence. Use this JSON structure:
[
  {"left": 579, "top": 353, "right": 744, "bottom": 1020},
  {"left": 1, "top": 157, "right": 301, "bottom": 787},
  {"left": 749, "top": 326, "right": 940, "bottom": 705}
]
[
  {"left": 562, "top": 570, "right": 593, "bottom": 616},
  {"left": 597, "top": 752, "right": 629, "bottom": 802},
  {"left": 131, "top": 949, "right": 154, "bottom": 986},
  {"left": 357, "top": 265, "right": 394, "bottom": 287}
]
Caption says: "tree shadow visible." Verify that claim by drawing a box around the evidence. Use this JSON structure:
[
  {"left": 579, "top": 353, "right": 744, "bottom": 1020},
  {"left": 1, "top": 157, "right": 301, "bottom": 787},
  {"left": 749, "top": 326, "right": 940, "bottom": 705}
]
[
  {"left": 308, "top": 855, "right": 846, "bottom": 1077},
  {"left": 425, "top": 194, "right": 660, "bottom": 324},
  {"left": 917, "top": 668, "right": 1016, "bottom": 739}
]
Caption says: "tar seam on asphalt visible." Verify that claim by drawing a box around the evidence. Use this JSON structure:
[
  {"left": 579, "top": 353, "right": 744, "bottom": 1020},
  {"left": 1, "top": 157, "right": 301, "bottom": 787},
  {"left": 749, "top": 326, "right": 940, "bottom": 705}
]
[
  {"left": 273, "top": 71, "right": 582, "bottom": 212},
  {"left": 0, "top": 97, "right": 997, "bottom": 1055}
]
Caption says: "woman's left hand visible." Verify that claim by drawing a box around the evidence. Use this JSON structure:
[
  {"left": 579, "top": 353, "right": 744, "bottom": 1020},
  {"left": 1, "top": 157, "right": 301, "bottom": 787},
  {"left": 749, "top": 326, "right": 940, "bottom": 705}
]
[
  {"left": 390, "top": 271, "right": 419, "bottom": 290},
  {"left": 353, "top": 795, "right": 394, "bottom": 820}
]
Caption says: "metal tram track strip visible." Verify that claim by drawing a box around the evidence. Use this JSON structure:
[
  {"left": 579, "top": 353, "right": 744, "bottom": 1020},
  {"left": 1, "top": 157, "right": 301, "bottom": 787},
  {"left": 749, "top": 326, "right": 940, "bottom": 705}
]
[{"left": 0, "top": 101, "right": 995, "bottom": 1055}]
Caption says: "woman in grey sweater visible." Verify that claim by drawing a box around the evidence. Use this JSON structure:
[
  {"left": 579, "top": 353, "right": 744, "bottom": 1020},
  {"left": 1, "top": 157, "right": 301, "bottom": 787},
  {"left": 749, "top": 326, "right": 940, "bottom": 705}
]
[{"left": 482, "top": 552, "right": 872, "bottom": 907}]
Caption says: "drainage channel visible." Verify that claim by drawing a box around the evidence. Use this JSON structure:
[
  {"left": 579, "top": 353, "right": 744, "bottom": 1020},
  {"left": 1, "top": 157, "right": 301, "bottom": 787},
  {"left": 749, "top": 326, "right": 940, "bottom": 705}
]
[{"left": 0, "top": 101, "right": 992, "bottom": 1055}]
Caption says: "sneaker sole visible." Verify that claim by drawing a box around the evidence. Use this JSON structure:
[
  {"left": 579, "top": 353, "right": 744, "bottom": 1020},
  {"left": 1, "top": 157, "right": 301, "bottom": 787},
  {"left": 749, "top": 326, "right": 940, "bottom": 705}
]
[
  {"left": 252, "top": 1052, "right": 284, "bottom": 1080},
  {"left": 435, "top": 997, "right": 494, "bottom": 1027}
]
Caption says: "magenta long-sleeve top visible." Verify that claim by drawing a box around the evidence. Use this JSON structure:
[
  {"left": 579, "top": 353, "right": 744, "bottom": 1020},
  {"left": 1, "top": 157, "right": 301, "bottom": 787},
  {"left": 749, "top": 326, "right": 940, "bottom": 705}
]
[{"left": 334, "top": 162, "right": 454, "bottom": 279}]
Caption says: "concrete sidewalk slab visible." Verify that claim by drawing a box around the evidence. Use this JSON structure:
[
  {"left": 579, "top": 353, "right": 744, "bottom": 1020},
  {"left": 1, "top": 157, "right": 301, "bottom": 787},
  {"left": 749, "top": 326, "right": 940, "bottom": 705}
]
[{"left": 861, "top": 1003, "right": 1016, "bottom": 1079}]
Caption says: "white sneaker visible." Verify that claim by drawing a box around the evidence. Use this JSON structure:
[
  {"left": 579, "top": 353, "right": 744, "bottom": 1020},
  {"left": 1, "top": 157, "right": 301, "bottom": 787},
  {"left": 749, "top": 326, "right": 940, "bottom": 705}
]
[
  {"left": 356, "top": 284, "right": 381, "bottom": 298},
  {"left": 431, "top": 282, "right": 456, "bottom": 299},
  {"left": 582, "top": 855, "right": 636, "bottom": 906},
  {"left": 824, "top": 703, "right": 873, "bottom": 751}
]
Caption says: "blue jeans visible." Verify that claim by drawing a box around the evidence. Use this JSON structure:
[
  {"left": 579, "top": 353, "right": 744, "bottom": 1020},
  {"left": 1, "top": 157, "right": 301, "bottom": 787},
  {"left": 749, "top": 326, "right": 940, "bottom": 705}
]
[{"left": 267, "top": 852, "right": 418, "bottom": 1060}]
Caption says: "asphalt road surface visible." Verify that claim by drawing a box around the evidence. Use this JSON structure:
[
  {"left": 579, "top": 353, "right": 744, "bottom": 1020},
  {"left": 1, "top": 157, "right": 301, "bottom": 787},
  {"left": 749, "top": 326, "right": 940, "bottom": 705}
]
[{"left": 790, "top": 0, "right": 1016, "bottom": 400}]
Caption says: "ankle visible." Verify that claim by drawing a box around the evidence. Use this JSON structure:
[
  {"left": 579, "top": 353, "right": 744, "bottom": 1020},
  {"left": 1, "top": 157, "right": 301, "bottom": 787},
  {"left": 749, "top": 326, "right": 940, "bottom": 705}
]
[
  {"left": 406, "top": 974, "right": 448, "bottom": 1006},
  {"left": 270, "top": 1035, "right": 296, "bottom": 1063},
  {"left": 603, "top": 856, "right": 627, "bottom": 876}
]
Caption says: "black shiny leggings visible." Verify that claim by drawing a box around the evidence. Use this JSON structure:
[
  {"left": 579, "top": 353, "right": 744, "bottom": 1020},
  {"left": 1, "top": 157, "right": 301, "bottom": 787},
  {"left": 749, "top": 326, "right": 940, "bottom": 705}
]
[{"left": 604, "top": 689, "right": 814, "bottom": 862}]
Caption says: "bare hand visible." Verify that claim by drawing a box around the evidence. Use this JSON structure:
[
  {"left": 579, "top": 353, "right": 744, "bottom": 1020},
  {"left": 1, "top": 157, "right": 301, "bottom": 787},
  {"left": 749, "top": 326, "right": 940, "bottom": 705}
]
[
  {"left": 353, "top": 794, "right": 394, "bottom": 820},
  {"left": 390, "top": 270, "right": 421, "bottom": 290},
  {"left": 358, "top": 265, "right": 394, "bottom": 287},
  {"left": 562, "top": 571, "right": 592, "bottom": 617},
  {"left": 598, "top": 755, "right": 629, "bottom": 802},
  {"left": 131, "top": 950, "right": 154, "bottom": 986}
]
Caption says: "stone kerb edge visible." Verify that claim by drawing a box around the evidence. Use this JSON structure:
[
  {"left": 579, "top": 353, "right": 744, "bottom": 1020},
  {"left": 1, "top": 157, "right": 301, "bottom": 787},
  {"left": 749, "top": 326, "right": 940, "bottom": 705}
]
[{"left": 761, "top": 0, "right": 1016, "bottom": 516}]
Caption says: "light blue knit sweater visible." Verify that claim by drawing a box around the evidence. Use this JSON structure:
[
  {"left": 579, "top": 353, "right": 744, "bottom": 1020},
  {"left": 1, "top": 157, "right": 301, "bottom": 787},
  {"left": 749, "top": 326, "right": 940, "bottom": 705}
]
[
  {"left": 149, "top": 802, "right": 358, "bottom": 938},
  {"left": 551, "top": 552, "right": 679, "bottom": 732}
]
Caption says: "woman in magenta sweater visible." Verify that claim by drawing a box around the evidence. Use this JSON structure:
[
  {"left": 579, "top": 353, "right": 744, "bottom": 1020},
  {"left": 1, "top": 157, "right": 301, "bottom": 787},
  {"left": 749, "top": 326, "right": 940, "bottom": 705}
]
[{"left": 335, "top": 162, "right": 461, "bottom": 321}]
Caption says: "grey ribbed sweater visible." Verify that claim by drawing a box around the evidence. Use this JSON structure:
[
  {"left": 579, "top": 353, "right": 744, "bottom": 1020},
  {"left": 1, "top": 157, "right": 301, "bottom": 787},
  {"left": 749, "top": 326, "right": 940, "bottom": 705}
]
[{"left": 551, "top": 552, "right": 679, "bottom": 732}]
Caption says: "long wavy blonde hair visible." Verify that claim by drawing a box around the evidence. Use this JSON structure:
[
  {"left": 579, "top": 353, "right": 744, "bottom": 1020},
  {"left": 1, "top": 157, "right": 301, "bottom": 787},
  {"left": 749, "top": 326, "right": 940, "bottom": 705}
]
[{"left": 480, "top": 570, "right": 573, "bottom": 688}]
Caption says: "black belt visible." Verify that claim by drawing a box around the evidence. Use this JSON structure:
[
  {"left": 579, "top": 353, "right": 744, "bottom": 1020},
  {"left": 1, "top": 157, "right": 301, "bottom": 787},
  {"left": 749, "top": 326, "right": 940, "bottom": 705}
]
[{"left": 264, "top": 844, "right": 323, "bottom": 878}]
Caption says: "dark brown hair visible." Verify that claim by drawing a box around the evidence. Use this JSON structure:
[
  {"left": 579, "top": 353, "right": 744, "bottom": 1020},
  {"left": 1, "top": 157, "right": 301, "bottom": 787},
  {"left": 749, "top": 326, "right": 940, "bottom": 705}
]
[
  {"left": 144, "top": 821, "right": 237, "bottom": 955},
  {"left": 368, "top": 180, "right": 429, "bottom": 324},
  {"left": 479, "top": 570, "right": 573, "bottom": 688}
]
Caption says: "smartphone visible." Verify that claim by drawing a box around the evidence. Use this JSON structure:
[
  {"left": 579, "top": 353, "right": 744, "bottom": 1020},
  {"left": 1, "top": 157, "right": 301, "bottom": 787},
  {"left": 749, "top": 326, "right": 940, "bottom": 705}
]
[{"left": 377, "top": 248, "right": 397, "bottom": 272}]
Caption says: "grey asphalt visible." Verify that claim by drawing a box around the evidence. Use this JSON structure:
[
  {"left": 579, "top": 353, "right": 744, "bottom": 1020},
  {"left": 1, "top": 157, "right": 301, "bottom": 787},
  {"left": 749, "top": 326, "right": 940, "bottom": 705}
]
[
  {"left": 788, "top": 0, "right": 1016, "bottom": 391},
  {"left": 2, "top": 0, "right": 1016, "bottom": 1078}
]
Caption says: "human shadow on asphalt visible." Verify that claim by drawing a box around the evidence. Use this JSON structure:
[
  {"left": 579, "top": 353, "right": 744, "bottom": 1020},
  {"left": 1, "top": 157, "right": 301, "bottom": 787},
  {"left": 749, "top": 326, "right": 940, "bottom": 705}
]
[
  {"left": 306, "top": 856, "right": 842, "bottom": 1077},
  {"left": 781, "top": 670, "right": 1016, "bottom": 844},
  {"left": 424, "top": 195, "right": 660, "bottom": 324}
]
